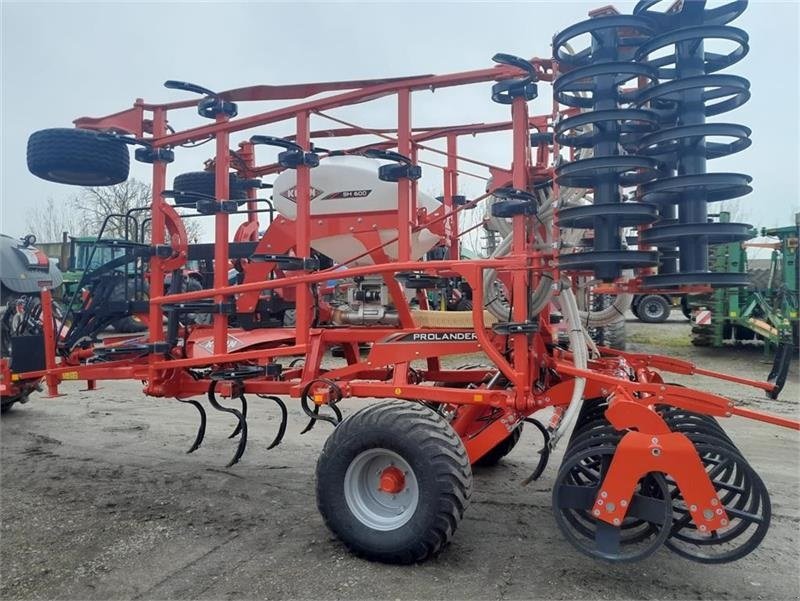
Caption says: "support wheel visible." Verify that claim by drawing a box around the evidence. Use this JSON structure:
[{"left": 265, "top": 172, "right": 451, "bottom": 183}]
[
  {"left": 316, "top": 400, "right": 472, "bottom": 564},
  {"left": 635, "top": 294, "right": 671, "bottom": 323},
  {"left": 475, "top": 423, "right": 523, "bottom": 466},
  {"left": 27, "top": 128, "right": 130, "bottom": 185},
  {"left": 172, "top": 171, "right": 250, "bottom": 206}
]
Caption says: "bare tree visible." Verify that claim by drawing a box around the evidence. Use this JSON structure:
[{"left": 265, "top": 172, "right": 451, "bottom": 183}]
[
  {"left": 71, "top": 179, "right": 153, "bottom": 240},
  {"left": 70, "top": 179, "right": 201, "bottom": 242},
  {"left": 25, "top": 197, "right": 89, "bottom": 242}
]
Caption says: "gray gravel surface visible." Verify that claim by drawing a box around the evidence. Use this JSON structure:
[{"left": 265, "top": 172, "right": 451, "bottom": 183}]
[{"left": 2, "top": 314, "right": 798, "bottom": 600}]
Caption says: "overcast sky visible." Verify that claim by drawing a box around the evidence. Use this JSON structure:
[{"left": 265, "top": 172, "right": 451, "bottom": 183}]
[{"left": 2, "top": 1, "right": 798, "bottom": 245}]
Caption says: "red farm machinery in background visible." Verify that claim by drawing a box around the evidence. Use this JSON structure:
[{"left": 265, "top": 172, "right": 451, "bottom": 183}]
[{"left": 2, "top": 0, "right": 797, "bottom": 564}]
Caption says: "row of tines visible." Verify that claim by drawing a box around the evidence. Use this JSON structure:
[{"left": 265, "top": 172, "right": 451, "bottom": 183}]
[{"left": 553, "top": 0, "right": 754, "bottom": 286}]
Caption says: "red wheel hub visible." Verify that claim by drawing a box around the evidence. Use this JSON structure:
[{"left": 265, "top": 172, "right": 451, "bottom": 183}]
[{"left": 378, "top": 466, "right": 406, "bottom": 494}]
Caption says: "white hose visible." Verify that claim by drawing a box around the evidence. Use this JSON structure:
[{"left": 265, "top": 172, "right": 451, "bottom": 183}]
[{"left": 548, "top": 280, "right": 588, "bottom": 449}]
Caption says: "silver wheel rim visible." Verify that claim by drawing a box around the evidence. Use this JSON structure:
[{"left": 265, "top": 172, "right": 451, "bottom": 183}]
[
  {"left": 343, "top": 448, "right": 419, "bottom": 531},
  {"left": 645, "top": 301, "right": 664, "bottom": 319}
]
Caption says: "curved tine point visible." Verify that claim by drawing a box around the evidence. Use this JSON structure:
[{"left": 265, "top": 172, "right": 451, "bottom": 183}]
[
  {"left": 229, "top": 393, "right": 248, "bottom": 439},
  {"left": 178, "top": 398, "right": 207, "bottom": 454},
  {"left": 299, "top": 404, "right": 320, "bottom": 435},
  {"left": 227, "top": 414, "right": 248, "bottom": 467},
  {"left": 208, "top": 382, "right": 248, "bottom": 467},
  {"left": 266, "top": 396, "right": 288, "bottom": 450},
  {"left": 331, "top": 403, "right": 343, "bottom": 425}
]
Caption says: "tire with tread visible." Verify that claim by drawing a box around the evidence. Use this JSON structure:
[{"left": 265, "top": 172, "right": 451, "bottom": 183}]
[
  {"left": 601, "top": 316, "right": 627, "bottom": 350},
  {"left": 316, "top": 400, "right": 472, "bottom": 564},
  {"left": 474, "top": 423, "right": 522, "bottom": 466},
  {"left": 27, "top": 128, "right": 130, "bottom": 186},
  {"left": 172, "top": 172, "right": 250, "bottom": 206},
  {"left": 635, "top": 294, "right": 670, "bottom": 323}
]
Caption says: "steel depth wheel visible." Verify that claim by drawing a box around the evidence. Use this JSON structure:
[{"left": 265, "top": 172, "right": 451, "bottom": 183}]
[{"left": 316, "top": 400, "right": 472, "bottom": 564}]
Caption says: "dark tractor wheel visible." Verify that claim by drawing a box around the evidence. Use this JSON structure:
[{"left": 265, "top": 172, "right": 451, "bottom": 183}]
[
  {"left": 474, "top": 422, "right": 523, "bottom": 466},
  {"left": 601, "top": 317, "right": 627, "bottom": 350},
  {"left": 453, "top": 298, "right": 473, "bottom": 311},
  {"left": 172, "top": 171, "right": 251, "bottom": 206},
  {"left": 111, "top": 316, "right": 147, "bottom": 333},
  {"left": 635, "top": 294, "right": 670, "bottom": 323},
  {"left": 316, "top": 400, "right": 472, "bottom": 564},
  {"left": 1, "top": 398, "right": 18, "bottom": 414},
  {"left": 680, "top": 296, "right": 691, "bottom": 320},
  {"left": 27, "top": 128, "right": 130, "bottom": 186}
]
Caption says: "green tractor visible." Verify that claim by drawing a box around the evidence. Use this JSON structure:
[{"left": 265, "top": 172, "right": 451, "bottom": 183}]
[
  {"left": 61, "top": 236, "right": 147, "bottom": 333},
  {"left": 689, "top": 213, "right": 799, "bottom": 352}
]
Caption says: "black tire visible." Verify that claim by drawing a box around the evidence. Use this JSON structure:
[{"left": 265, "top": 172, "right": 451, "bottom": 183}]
[
  {"left": 635, "top": 294, "right": 671, "bottom": 323},
  {"left": 602, "top": 317, "right": 627, "bottom": 350},
  {"left": 172, "top": 171, "right": 251, "bottom": 206},
  {"left": 27, "top": 128, "right": 130, "bottom": 186},
  {"left": 1, "top": 399, "right": 17, "bottom": 414},
  {"left": 630, "top": 299, "right": 641, "bottom": 319},
  {"left": 316, "top": 400, "right": 472, "bottom": 564},
  {"left": 680, "top": 296, "right": 691, "bottom": 320},
  {"left": 453, "top": 298, "right": 472, "bottom": 311},
  {"left": 111, "top": 316, "right": 147, "bottom": 333},
  {"left": 474, "top": 423, "right": 522, "bottom": 466}
]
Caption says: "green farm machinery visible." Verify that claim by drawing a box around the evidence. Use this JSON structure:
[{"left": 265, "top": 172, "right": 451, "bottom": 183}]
[{"left": 690, "top": 213, "right": 799, "bottom": 356}]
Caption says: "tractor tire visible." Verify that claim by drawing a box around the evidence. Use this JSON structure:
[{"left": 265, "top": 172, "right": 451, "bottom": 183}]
[
  {"left": 111, "top": 316, "right": 147, "bottom": 333},
  {"left": 680, "top": 296, "right": 691, "bottom": 320},
  {"left": 282, "top": 308, "right": 297, "bottom": 328},
  {"left": 1, "top": 398, "right": 18, "bottom": 414},
  {"left": 453, "top": 298, "right": 473, "bottom": 311},
  {"left": 602, "top": 316, "right": 627, "bottom": 350},
  {"left": 172, "top": 171, "right": 250, "bottom": 206},
  {"left": 27, "top": 128, "right": 130, "bottom": 186},
  {"left": 474, "top": 423, "right": 523, "bottom": 466},
  {"left": 635, "top": 294, "right": 671, "bottom": 323},
  {"left": 316, "top": 400, "right": 472, "bottom": 564}
]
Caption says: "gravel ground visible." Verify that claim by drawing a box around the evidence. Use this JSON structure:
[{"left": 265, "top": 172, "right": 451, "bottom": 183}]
[{"left": 1, "top": 314, "right": 798, "bottom": 600}]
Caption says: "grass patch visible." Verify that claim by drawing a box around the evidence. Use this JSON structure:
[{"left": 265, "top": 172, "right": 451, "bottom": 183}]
[{"left": 627, "top": 331, "right": 692, "bottom": 348}]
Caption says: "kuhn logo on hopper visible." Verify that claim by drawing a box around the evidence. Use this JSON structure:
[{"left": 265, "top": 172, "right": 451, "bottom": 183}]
[{"left": 280, "top": 186, "right": 324, "bottom": 202}]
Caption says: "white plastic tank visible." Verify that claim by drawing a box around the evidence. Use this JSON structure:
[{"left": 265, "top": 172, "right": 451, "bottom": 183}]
[{"left": 272, "top": 156, "right": 442, "bottom": 265}]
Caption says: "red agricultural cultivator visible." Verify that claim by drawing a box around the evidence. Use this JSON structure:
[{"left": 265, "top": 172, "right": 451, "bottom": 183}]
[{"left": 3, "top": 0, "right": 797, "bottom": 564}]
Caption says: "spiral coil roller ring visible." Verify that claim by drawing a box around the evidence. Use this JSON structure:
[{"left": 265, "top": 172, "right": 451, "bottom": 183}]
[
  {"left": 633, "top": 0, "right": 753, "bottom": 287},
  {"left": 552, "top": 14, "right": 662, "bottom": 281}
]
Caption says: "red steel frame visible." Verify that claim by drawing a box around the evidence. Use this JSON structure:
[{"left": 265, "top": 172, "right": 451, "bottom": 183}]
[{"left": 3, "top": 56, "right": 798, "bottom": 535}]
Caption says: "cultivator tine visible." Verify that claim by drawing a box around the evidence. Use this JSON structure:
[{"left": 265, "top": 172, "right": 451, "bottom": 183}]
[
  {"left": 257, "top": 395, "right": 289, "bottom": 449},
  {"left": 228, "top": 393, "right": 248, "bottom": 439},
  {"left": 299, "top": 405, "right": 319, "bottom": 435},
  {"left": 178, "top": 398, "right": 207, "bottom": 454},
  {"left": 520, "top": 417, "right": 551, "bottom": 485},
  {"left": 207, "top": 382, "right": 248, "bottom": 467},
  {"left": 766, "top": 342, "right": 791, "bottom": 399},
  {"left": 299, "top": 378, "right": 343, "bottom": 430}
]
